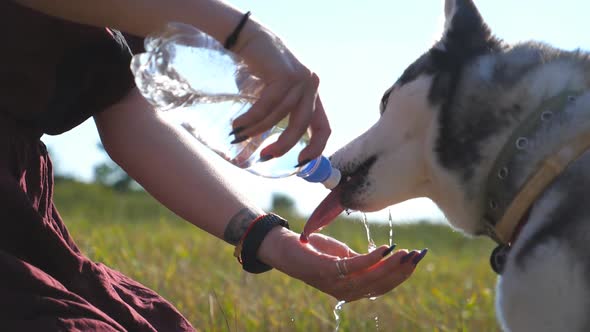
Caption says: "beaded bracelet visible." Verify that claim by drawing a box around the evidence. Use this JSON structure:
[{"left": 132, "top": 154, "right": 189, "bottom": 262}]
[{"left": 234, "top": 213, "right": 289, "bottom": 273}]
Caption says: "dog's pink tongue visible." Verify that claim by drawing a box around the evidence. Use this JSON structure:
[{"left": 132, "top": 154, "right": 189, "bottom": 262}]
[{"left": 300, "top": 186, "right": 345, "bottom": 243}]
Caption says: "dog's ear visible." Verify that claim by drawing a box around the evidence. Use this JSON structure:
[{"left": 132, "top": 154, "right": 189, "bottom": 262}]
[
  {"left": 427, "top": 1, "right": 500, "bottom": 105},
  {"left": 438, "top": 0, "right": 497, "bottom": 58}
]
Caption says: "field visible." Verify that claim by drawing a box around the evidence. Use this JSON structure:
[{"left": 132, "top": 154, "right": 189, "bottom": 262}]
[{"left": 55, "top": 180, "right": 500, "bottom": 331}]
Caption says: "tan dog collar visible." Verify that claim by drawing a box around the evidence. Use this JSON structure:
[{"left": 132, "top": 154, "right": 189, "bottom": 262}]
[{"left": 483, "top": 91, "right": 588, "bottom": 246}]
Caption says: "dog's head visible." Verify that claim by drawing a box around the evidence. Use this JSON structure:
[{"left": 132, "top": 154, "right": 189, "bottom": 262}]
[{"left": 303, "top": 0, "right": 507, "bottom": 239}]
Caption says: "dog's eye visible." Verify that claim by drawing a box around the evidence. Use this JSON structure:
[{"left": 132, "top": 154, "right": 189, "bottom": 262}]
[{"left": 380, "top": 87, "right": 393, "bottom": 115}]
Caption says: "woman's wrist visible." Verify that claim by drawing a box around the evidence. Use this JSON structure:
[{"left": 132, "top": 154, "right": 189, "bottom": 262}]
[
  {"left": 256, "top": 225, "right": 296, "bottom": 270},
  {"left": 230, "top": 213, "right": 290, "bottom": 273},
  {"left": 227, "top": 15, "right": 266, "bottom": 56},
  {"left": 185, "top": 2, "right": 261, "bottom": 55}
]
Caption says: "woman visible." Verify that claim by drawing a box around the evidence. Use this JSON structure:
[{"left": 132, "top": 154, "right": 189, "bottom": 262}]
[{"left": 2, "top": 0, "right": 422, "bottom": 330}]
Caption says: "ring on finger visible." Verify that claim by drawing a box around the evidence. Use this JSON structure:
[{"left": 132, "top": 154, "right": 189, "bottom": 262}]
[{"left": 335, "top": 259, "right": 349, "bottom": 279}]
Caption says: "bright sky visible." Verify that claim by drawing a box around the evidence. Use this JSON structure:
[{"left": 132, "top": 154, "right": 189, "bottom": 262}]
[{"left": 43, "top": 0, "right": 589, "bottom": 223}]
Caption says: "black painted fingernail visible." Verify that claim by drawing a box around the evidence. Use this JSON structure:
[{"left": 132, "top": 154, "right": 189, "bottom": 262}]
[
  {"left": 228, "top": 126, "right": 245, "bottom": 136},
  {"left": 382, "top": 244, "right": 397, "bottom": 257},
  {"left": 412, "top": 248, "right": 429, "bottom": 265},
  {"left": 294, "top": 159, "right": 312, "bottom": 168},
  {"left": 400, "top": 251, "right": 417, "bottom": 264},
  {"left": 259, "top": 155, "right": 274, "bottom": 162},
  {"left": 230, "top": 136, "right": 249, "bottom": 144}
]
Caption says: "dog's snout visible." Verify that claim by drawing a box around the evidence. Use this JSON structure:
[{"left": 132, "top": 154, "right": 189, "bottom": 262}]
[{"left": 339, "top": 155, "right": 377, "bottom": 186}]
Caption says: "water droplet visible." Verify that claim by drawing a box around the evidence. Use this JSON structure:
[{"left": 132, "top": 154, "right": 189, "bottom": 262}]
[
  {"left": 361, "top": 213, "right": 377, "bottom": 252},
  {"left": 333, "top": 300, "right": 346, "bottom": 332},
  {"left": 388, "top": 209, "right": 395, "bottom": 247}
]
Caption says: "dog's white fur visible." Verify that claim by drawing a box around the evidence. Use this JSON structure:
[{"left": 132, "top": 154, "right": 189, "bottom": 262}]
[
  {"left": 496, "top": 189, "right": 588, "bottom": 331},
  {"left": 328, "top": 1, "right": 590, "bottom": 330}
]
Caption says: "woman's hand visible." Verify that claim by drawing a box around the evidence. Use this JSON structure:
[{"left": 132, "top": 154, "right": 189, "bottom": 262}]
[
  {"left": 230, "top": 20, "right": 331, "bottom": 165},
  {"left": 258, "top": 227, "right": 427, "bottom": 302}
]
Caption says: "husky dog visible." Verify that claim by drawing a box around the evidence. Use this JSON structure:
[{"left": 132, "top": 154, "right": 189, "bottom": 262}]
[{"left": 301, "top": 0, "right": 590, "bottom": 330}]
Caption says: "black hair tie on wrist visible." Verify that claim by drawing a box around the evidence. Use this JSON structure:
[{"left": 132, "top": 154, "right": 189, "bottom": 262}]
[
  {"left": 224, "top": 11, "right": 252, "bottom": 50},
  {"left": 240, "top": 213, "right": 289, "bottom": 274}
]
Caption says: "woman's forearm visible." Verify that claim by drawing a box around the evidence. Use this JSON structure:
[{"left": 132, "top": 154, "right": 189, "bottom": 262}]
[
  {"left": 94, "top": 88, "right": 264, "bottom": 245},
  {"left": 92, "top": 91, "right": 419, "bottom": 303},
  {"left": 11, "top": 0, "right": 248, "bottom": 45}
]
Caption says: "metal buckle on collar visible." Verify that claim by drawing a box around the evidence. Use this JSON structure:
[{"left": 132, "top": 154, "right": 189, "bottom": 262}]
[
  {"left": 490, "top": 244, "right": 510, "bottom": 275},
  {"left": 484, "top": 222, "right": 510, "bottom": 274}
]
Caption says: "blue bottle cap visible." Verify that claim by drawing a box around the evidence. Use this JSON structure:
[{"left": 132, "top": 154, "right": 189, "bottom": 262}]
[{"left": 298, "top": 156, "right": 333, "bottom": 183}]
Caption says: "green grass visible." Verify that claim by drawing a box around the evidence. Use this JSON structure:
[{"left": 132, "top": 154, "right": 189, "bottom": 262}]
[{"left": 54, "top": 180, "right": 500, "bottom": 331}]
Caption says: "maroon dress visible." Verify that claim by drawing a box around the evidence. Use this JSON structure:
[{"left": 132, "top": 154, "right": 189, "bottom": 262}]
[{"left": 0, "top": 3, "right": 195, "bottom": 331}]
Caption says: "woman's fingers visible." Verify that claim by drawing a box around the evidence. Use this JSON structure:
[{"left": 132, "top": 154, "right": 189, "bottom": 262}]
[
  {"left": 306, "top": 233, "right": 359, "bottom": 258},
  {"left": 360, "top": 250, "right": 426, "bottom": 298},
  {"left": 230, "top": 71, "right": 323, "bottom": 160},
  {"left": 336, "top": 249, "right": 427, "bottom": 302},
  {"left": 232, "top": 23, "right": 329, "bottom": 161},
  {"left": 230, "top": 82, "right": 288, "bottom": 134},
  {"left": 240, "top": 81, "right": 305, "bottom": 141},
  {"left": 298, "top": 97, "right": 330, "bottom": 162},
  {"left": 272, "top": 231, "right": 423, "bottom": 304},
  {"left": 258, "top": 73, "right": 320, "bottom": 159},
  {"left": 334, "top": 245, "right": 391, "bottom": 276}
]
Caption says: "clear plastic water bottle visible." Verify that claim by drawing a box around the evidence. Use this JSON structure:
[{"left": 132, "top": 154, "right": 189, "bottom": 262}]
[{"left": 130, "top": 23, "right": 341, "bottom": 189}]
